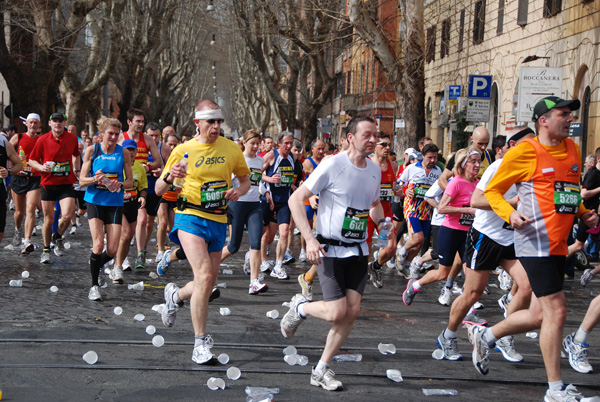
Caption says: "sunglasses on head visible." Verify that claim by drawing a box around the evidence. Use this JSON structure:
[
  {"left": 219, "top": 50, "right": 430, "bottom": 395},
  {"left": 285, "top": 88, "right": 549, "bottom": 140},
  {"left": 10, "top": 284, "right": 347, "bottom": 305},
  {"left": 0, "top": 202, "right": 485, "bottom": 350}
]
[
  {"left": 205, "top": 119, "right": 224, "bottom": 125},
  {"left": 377, "top": 142, "right": 392, "bottom": 147}
]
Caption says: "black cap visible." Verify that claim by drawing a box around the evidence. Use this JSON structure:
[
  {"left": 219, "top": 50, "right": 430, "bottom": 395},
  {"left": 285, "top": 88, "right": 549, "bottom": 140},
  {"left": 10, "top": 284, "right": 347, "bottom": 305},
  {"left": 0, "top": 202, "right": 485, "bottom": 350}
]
[
  {"left": 6, "top": 124, "right": 17, "bottom": 131},
  {"left": 49, "top": 112, "right": 66, "bottom": 121},
  {"left": 532, "top": 96, "right": 580, "bottom": 122}
]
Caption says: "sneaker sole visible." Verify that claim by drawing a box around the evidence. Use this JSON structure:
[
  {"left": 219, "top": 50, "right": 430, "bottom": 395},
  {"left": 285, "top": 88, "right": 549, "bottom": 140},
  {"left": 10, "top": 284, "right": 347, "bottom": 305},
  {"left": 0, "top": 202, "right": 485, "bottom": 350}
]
[
  {"left": 22, "top": 245, "right": 34, "bottom": 254},
  {"left": 494, "top": 346, "right": 524, "bottom": 363},
  {"left": 463, "top": 319, "right": 488, "bottom": 326},
  {"left": 310, "top": 379, "right": 342, "bottom": 391},
  {"left": 192, "top": 354, "right": 217, "bottom": 365}
]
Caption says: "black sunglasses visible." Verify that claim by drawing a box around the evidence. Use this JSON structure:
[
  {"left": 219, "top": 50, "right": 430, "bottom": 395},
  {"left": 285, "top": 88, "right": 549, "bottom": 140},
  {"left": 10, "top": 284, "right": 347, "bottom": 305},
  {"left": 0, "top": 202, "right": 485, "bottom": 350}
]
[
  {"left": 377, "top": 142, "right": 392, "bottom": 147},
  {"left": 205, "top": 119, "right": 224, "bottom": 125}
]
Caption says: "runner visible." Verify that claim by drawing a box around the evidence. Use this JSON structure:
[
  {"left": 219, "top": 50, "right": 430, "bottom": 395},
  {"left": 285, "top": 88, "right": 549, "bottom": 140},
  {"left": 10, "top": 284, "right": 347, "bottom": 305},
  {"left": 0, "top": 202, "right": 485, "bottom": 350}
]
[
  {"left": 79, "top": 117, "right": 133, "bottom": 300},
  {"left": 157, "top": 100, "right": 250, "bottom": 365},
  {"left": 156, "top": 133, "right": 180, "bottom": 260},
  {"left": 0, "top": 128, "right": 22, "bottom": 245},
  {"left": 280, "top": 115, "right": 385, "bottom": 391},
  {"left": 471, "top": 96, "right": 598, "bottom": 402},
  {"left": 27, "top": 113, "right": 80, "bottom": 264}
]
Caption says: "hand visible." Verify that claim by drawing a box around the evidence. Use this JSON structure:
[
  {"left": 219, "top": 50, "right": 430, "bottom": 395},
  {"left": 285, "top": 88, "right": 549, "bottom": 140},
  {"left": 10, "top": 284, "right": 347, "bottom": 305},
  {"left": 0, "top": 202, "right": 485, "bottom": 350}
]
[
  {"left": 405, "top": 187, "right": 414, "bottom": 199},
  {"left": 19, "top": 153, "right": 26, "bottom": 161},
  {"left": 309, "top": 195, "right": 319, "bottom": 210},
  {"left": 41, "top": 162, "right": 54, "bottom": 173},
  {"left": 266, "top": 193, "right": 274, "bottom": 210},
  {"left": 107, "top": 180, "right": 121, "bottom": 192},
  {"left": 224, "top": 188, "right": 239, "bottom": 202},
  {"left": 271, "top": 173, "right": 281, "bottom": 184},
  {"left": 94, "top": 169, "right": 106, "bottom": 184},
  {"left": 0, "top": 167, "right": 7, "bottom": 179},
  {"left": 509, "top": 210, "right": 532, "bottom": 230},
  {"left": 466, "top": 207, "right": 477, "bottom": 215},
  {"left": 138, "top": 196, "right": 146, "bottom": 209},
  {"left": 582, "top": 209, "right": 599, "bottom": 229},
  {"left": 306, "top": 236, "right": 327, "bottom": 266},
  {"left": 170, "top": 163, "right": 186, "bottom": 178},
  {"left": 152, "top": 166, "right": 163, "bottom": 177}
]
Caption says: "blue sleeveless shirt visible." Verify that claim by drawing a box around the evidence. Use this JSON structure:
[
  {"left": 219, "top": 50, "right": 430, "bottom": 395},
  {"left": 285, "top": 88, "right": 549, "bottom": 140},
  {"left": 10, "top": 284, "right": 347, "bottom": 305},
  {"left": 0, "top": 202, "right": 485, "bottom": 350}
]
[{"left": 84, "top": 143, "right": 125, "bottom": 206}]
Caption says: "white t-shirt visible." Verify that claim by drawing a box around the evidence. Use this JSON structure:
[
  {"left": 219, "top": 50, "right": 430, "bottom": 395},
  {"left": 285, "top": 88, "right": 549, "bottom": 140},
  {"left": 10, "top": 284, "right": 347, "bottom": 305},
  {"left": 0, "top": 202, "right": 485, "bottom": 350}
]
[
  {"left": 424, "top": 180, "right": 445, "bottom": 227},
  {"left": 304, "top": 151, "right": 381, "bottom": 258},
  {"left": 472, "top": 159, "right": 516, "bottom": 246},
  {"left": 232, "top": 155, "right": 263, "bottom": 202}
]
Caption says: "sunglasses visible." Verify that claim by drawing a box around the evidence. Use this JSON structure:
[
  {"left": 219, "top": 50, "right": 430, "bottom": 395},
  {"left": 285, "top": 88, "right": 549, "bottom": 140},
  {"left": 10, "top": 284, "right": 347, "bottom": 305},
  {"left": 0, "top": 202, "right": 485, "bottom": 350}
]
[
  {"left": 377, "top": 142, "right": 392, "bottom": 147},
  {"left": 205, "top": 119, "right": 224, "bottom": 125}
]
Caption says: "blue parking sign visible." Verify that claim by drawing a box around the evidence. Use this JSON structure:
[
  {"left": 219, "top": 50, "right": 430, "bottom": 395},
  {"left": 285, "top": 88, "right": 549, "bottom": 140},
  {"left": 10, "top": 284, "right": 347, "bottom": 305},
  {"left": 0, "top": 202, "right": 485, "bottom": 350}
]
[{"left": 468, "top": 75, "right": 492, "bottom": 99}]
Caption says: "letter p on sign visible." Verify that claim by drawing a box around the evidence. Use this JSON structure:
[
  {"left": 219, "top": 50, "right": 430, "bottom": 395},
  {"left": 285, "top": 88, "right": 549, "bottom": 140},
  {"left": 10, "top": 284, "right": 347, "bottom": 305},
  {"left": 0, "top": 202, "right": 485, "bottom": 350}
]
[{"left": 468, "top": 75, "right": 492, "bottom": 99}]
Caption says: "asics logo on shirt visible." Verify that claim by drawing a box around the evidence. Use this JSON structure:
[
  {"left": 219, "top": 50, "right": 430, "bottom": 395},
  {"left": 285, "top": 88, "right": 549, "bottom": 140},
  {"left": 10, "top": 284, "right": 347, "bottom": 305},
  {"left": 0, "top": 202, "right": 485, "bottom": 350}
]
[{"left": 195, "top": 156, "right": 226, "bottom": 167}]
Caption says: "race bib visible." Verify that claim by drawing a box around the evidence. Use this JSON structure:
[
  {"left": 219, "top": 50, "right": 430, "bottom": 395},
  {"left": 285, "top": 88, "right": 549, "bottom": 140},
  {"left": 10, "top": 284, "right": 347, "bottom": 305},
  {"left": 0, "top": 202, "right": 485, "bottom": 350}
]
[
  {"left": 200, "top": 181, "right": 228, "bottom": 210},
  {"left": 341, "top": 207, "right": 368, "bottom": 240},
  {"left": 413, "top": 183, "right": 430, "bottom": 199},
  {"left": 249, "top": 168, "right": 262, "bottom": 186},
  {"left": 274, "top": 166, "right": 294, "bottom": 187},
  {"left": 123, "top": 187, "right": 138, "bottom": 203},
  {"left": 51, "top": 161, "right": 71, "bottom": 177},
  {"left": 458, "top": 205, "right": 475, "bottom": 226},
  {"left": 380, "top": 183, "right": 393, "bottom": 202},
  {"left": 554, "top": 181, "right": 581, "bottom": 214}
]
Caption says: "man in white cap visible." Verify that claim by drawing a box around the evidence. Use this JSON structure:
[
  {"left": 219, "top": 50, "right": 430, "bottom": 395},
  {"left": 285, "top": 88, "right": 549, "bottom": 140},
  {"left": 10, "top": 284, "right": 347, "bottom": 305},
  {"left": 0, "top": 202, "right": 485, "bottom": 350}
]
[{"left": 9, "top": 113, "right": 43, "bottom": 253}]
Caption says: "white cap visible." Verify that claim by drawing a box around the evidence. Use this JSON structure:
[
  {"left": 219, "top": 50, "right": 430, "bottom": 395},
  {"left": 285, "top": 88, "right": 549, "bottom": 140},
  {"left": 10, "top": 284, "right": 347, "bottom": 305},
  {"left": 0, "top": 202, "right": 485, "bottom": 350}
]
[
  {"left": 26, "top": 113, "right": 41, "bottom": 122},
  {"left": 404, "top": 147, "right": 416, "bottom": 155}
]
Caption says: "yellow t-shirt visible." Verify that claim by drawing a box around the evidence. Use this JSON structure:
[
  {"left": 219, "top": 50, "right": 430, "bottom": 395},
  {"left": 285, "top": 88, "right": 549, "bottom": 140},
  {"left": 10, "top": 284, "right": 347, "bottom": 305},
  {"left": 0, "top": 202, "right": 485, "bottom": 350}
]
[
  {"left": 161, "top": 137, "right": 250, "bottom": 223},
  {"left": 123, "top": 161, "right": 148, "bottom": 204}
]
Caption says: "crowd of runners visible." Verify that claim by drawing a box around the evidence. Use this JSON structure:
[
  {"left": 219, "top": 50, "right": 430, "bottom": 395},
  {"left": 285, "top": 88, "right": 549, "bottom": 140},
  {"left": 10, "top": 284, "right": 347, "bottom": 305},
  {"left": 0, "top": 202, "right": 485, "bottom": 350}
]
[{"left": 1, "top": 96, "right": 598, "bottom": 402}]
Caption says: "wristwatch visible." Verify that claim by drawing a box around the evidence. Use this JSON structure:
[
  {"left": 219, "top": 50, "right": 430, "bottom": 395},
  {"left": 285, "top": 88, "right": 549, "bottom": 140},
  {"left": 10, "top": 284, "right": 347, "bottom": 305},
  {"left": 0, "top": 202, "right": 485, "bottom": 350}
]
[{"left": 162, "top": 172, "right": 172, "bottom": 184}]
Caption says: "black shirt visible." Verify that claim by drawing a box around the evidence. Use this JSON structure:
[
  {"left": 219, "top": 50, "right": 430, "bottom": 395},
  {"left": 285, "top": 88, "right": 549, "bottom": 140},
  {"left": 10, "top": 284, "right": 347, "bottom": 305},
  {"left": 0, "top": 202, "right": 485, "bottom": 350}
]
[{"left": 582, "top": 165, "right": 600, "bottom": 210}]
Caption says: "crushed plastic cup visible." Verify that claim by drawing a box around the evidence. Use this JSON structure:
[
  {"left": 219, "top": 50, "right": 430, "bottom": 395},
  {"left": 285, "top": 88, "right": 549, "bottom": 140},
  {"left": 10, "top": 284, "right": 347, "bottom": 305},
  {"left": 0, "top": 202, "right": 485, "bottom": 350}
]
[
  {"left": 297, "top": 355, "right": 309, "bottom": 366},
  {"left": 152, "top": 335, "right": 164, "bottom": 347},
  {"left": 216, "top": 282, "right": 227, "bottom": 288},
  {"left": 49, "top": 285, "right": 58, "bottom": 293},
  {"left": 113, "top": 306, "right": 123, "bottom": 316},
  {"left": 283, "top": 345, "right": 297, "bottom": 355},
  {"left": 219, "top": 307, "right": 231, "bottom": 316},
  {"left": 422, "top": 389, "right": 458, "bottom": 396},
  {"left": 266, "top": 310, "right": 279, "bottom": 319},
  {"left": 148, "top": 272, "right": 158, "bottom": 279},
  {"left": 207, "top": 377, "right": 225, "bottom": 390},
  {"left": 3, "top": 244, "right": 14, "bottom": 250},
  {"left": 134, "top": 314, "right": 145, "bottom": 321},
  {"left": 222, "top": 269, "right": 233, "bottom": 275},
  {"left": 386, "top": 369, "right": 403, "bottom": 382},
  {"left": 284, "top": 354, "right": 298, "bottom": 366},
  {"left": 226, "top": 366, "right": 241, "bottom": 380},
  {"left": 526, "top": 331, "right": 538, "bottom": 339},
  {"left": 432, "top": 349, "right": 444, "bottom": 360},
  {"left": 128, "top": 281, "right": 144, "bottom": 290},
  {"left": 378, "top": 343, "right": 397, "bottom": 355},
  {"left": 152, "top": 304, "right": 165, "bottom": 315},
  {"left": 21, "top": 271, "right": 30, "bottom": 279},
  {"left": 82, "top": 351, "right": 98, "bottom": 365},
  {"left": 146, "top": 325, "right": 156, "bottom": 335},
  {"left": 218, "top": 353, "right": 230, "bottom": 364}
]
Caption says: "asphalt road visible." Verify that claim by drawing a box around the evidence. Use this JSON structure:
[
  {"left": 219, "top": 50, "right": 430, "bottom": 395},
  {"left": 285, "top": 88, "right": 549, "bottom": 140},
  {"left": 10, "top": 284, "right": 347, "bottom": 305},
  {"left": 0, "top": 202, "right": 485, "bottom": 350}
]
[{"left": 1, "top": 212, "right": 599, "bottom": 401}]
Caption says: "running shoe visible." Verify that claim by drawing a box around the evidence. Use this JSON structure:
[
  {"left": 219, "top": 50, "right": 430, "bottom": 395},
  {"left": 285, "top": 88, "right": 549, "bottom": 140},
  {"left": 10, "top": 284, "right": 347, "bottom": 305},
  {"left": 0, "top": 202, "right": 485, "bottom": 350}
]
[
  {"left": 310, "top": 367, "right": 342, "bottom": 391},
  {"left": 499, "top": 269, "right": 513, "bottom": 291},
  {"left": 209, "top": 286, "right": 220, "bottom": 302},
  {"left": 192, "top": 335, "right": 215, "bottom": 365},
  {"left": 544, "top": 384, "right": 583, "bottom": 402},
  {"left": 293, "top": 227, "right": 301, "bottom": 236},
  {"left": 494, "top": 336, "right": 523, "bottom": 362},
  {"left": 155, "top": 250, "right": 164, "bottom": 264},
  {"left": 462, "top": 310, "right": 488, "bottom": 326},
  {"left": 468, "top": 325, "right": 490, "bottom": 375},
  {"left": 299, "top": 249, "right": 307, "bottom": 262},
  {"left": 402, "top": 279, "right": 420, "bottom": 306},
  {"left": 367, "top": 261, "right": 383, "bottom": 289},
  {"left": 451, "top": 283, "right": 463, "bottom": 294},
  {"left": 580, "top": 268, "right": 595, "bottom": 287},
  {"left": 243, "top": 250, "right": 251, "bottom": 274},
  {"left": 498, "top": 294, "right": 510, "bottom": 318},
  {"left": 157, "top": 249, "right": 172, "bottom": 276},
  {"left": 273, "top": 234, "right": 280, "bottom": 242},
  {"left": 395, "top": 260, "right": 411, "bottom": 279},
  {"left": 122, "top": 257, "right": 132, "bottom": 271},
  {"left": 260, "top": 260, "right": 273, "bottom": 273},
  {"left": 9, "top": 199, "right": 14, "bottom": 210},
  {"left": 249, "top": 281, "right": 268, "bottom": 295},
  {"left": 386, "top": 255, "right": 396, "bottom": 269},
  {"left": 40, "top": 250, "right": 51, "bottom": 264},
  {"left": 12, "top": 228, "right": 21, "bottom": 247},
  {"left": 270, "top": 263, "right": 289, "bottom": 280},
  {"left": 280, "top": 293, "right": 308, "bottom": 338},
  {"left": 21, "top": 239, "right": 34, "bottom": 254},
  {"left": 162, "top": 283, "right": 181, "bottom": 327},
  {"left": 409, "top": 258, "right": 422, "bottom": 279},
  {"left": 298, "top": 273, "right": 313, "bottom": 301},
  {"left": 70, "top": 226, "right": 77, "bottom": 235},
  {"left": 473, "top": 301, "right": 484, "bottom": 310},
  {"left": 563, "top": 332, "right": 593, "bottom": 374},
  {"left": 283, "top": 252, "right": 295, "bottom": 265},
  {"left": 422, "top": 261, "right": 435, "bottom": 271},
  {"left": 436, "top": 331, "right": 462, "bottom": 360},
  {"left": 31, "top": 226, "right": 37, "bottom": 236},
  {"left": 109, "top": 266, "right": 124, "bottom": 284},
  {"left": 396, "top": 249, "right": 408, "bottom": 268},
  {"left": 88, "top": 285, "right": 102, "bottom": 301},
  {"left": 53, "top": 235, "right": 65, "bottom": 257},
  {"left": 130, "top": 237, "right": 135, "bottom": 247},
  {"left": 438, "top": 286, "right": 452, "bottom": 306},
  {"left": 135, "top": 251, "right": 145, "bottom": 270}
]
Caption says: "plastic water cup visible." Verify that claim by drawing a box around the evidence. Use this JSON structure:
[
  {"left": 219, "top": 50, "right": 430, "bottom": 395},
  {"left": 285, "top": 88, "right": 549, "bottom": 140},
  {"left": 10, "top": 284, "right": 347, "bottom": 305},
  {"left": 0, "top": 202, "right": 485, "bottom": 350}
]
[
  {"left": 148, "top": 272, "right": 158, "bottom": 279},
  {"left": 113, "top": 306, "right": 123, "bottom": 315},
  {"left": 21, "top": 271, "right": 30, "bottom": 279},
  {"left": 145, "top": 325, "right": 156, "bottom": 335},
  {"left": 297, "top": 355, "right": 309, "bottom": 366},
  {"left": 9, "top": 279, "right": 22, "bottom": 287},
  {"left": 216, "top": 282, "right": 227, "bottom": 288},
  {"left": 386, "top": 369, "right": 403, "bottom": 382},
  {"left": 378, "top": 343, "right": 397, "bottom": 355},
  {"left": 82, "top": 351, "right": 98, "bottom": 365},
  {"left": 526, "top": 332, "right": 538, "bottom": 339},
  {"left": 219, "top": 307, "right": 231, "bottom": 316},
  {"left": 226, "top": 366, "right": 241, "bottom": 380},
  {"left": 152, "top": 335, "right": 164, "bottom": 347},
  {"left": 266, "top": 310, "right": 279, "bottom": 319},
  {"left": 63, "top": 242, "right": 71, "bottom": 249},
  {"left": 432, "top": 349, "right": 444, "bottom": 360},
  {"left": 207, "top": 377, "right": 225, "bottom": 390},
  {"left": 283, "top": 345, "right": 297, "bottom": 355},
  {"left": 49, "top": 285, "right": 58, "bottom": 293},
  {"left": 134, "top": 314, "right": 145, "bottom": 321},
  {"left": 217, "top": 353, "right": 229, "bottom": 364},
  {"left": 284, "top": 354, "right": 298, "bottom": 366}
]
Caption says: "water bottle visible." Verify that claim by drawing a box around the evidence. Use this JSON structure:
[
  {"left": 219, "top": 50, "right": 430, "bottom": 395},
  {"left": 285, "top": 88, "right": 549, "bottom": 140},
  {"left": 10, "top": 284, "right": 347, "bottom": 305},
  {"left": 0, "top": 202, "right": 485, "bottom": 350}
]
[
  {"left": 422, "top": 389, "right": 458, "bottom": 396},
  {"left": 173, "top": 153, "right": 188, "bottom": 189},
  {"left": 9, "top": 279, "right": 23, "bottom": 287},
  {"left": 245, "top": 386, "right": 280, "bottom": 396},
  {"left": 332, "top": 353, "right": 362, "bottom": 362},
  {"left": 377, "top": 217, "right": 393, "bottom": 248}
]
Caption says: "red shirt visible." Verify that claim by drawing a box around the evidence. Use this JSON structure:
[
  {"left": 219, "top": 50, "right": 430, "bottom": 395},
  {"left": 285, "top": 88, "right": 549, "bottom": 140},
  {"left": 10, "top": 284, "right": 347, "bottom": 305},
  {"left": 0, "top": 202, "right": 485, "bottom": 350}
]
[
  {"left": 15, "top": 133, "right": 41, "bottom": 177},
  {"left": 29, "top": 131, "right": 80, "bottom": 186},
  {"left": 124, "top": 131, "right": 149, "bottom": 164}
]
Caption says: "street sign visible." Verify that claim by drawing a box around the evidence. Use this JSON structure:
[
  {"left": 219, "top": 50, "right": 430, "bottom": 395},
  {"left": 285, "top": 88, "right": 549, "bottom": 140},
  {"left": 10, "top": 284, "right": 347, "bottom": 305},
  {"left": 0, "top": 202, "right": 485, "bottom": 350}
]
[
  {"left": 466, "top": 98, "right": 491, "bottom": 122},
  {"left": 569, "top": 122, "right": 583, "bottom": 137},
  {"left": 447, "top": 85, "right": 461, "bottom": 105},
  {"left": 468, "top": 75, "right": 492, "bottom": 99},
  {"left": 373, "top": 114, "right": 383, "bottom": 119},
  {"left": 395, "top": 119, "right": 405, "bottom": 128},
  {"left": 517, "top": 67, "right": 563, "bottom": 122}
]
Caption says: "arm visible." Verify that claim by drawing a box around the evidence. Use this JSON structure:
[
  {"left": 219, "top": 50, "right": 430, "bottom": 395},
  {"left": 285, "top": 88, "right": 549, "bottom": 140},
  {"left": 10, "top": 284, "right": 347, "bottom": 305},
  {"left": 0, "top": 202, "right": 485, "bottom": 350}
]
[
  {"left": 225, "top": 175, "right": 250, "bottom": 202},
  {"left": 261, "top": 151, "right": 280, "bottom": 184},
  {"left": 438, "top": 168, "right": 453, "bottom": 190},
  {"left": 78, "top": 147, "right": 97, "bottom": 187},
  {"left": 146, "top": 135, "right": 162, "bottom": 170},
  {"left": 289, "top": 184, "right": 325, "bottom": 264},
  {"left": 581, "top": 187, "right": 600, "bottom": 199},
  {"left": 121, "top": 152, "right": 134, "bottom": 189},
  {"left": 2, "top": 141, "right": 22, "bottom": 176},
  {"left": 470, "top": 188, "right": 491, "bottom": 210},
  {"left": 437, "top": 193, "right": 476, "bottom": 215},
  {"left": 426, "top": 197, "right": 438, "bottom": 209},
  {"left": 368, "top": 199, "right": 386, "bottom": 228}
]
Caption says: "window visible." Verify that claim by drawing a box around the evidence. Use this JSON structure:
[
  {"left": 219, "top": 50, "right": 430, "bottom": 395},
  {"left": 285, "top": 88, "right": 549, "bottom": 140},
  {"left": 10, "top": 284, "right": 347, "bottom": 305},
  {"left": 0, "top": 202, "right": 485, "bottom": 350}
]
[
  {"left": 335, "top": 73, "right": 345, "bottom": 98},
  {"left": 365, "top": 59, "right": 370, "bottom": 91},
  {"left": 497, "top": 0, "right": 504, "bottom": 35},
  {"left": 426, "top": 25, "right": 436, "bottom": 63},
  {"left": 543, "top": 0, "right": 562, "bottom": 17},
  {"left": 346, "top": 71, "right": 352, "bottom": 94},
  {"left": 517, "top": 0, "right": 528, "bottom": 26},
  {"left": 372, "top": 58, "right": 376, "bottom": 90},
  {"left": 360, "top": 63, "right": 365, "bottom": 93},
  {"left": 458, "top": 9, "right": 465, "bottom": 52},
  {"left": 441, "top": 19, "right": 450, "bottom": 58},
  {"left": 473, "top": 0, "right": 486, "bottom": 45}
]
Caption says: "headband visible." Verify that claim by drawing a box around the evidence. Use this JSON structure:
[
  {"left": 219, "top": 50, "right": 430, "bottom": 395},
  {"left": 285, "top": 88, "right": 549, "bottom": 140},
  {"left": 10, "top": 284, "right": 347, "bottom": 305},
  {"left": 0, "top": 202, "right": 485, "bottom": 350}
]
[
  {"left": 508, "top": 127, "right": 535, "bottom": 144},
  {"left": 461, "top": 151, "right": 481, "bottom": 168},
  {"left": 27, "top": 113, "right": 41, "bottom": 122},
  {"left": 195, "top": 109, "right": 223, "bottom": 120}
]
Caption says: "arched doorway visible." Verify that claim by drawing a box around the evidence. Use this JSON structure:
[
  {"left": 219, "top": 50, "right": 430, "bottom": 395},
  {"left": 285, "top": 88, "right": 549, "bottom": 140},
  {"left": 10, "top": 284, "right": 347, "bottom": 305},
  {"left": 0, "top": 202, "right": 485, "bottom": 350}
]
[{"left": 491, "top": 82, "right": 499, "bottom": 137}]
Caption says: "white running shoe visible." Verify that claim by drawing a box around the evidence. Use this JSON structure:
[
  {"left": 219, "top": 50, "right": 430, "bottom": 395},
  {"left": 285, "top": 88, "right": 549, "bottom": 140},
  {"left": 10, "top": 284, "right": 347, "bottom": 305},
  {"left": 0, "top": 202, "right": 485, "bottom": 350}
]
[
  {"left": 155, "top": 250, "right": 164, "bottom": 263},
  {"left": 109, "top": 266, "right": 124, "bottom": 284},
  {"left": 438, "top": 286, "right": 452, "bottom": 306},
  {"left": 40, "top": 250, "right": 51, "bottom": 264},
  {"left": 191, "top": 335, "right": 215, "bottom": 365},
  {"left": 299, "top": 249, "right": 307, "bottom": 263},
  {"left": 436, "top": 331, "right": 462, "bottom": 361},
  {"left": 243, "top": 250, "right": 251, "bottom": 274},
  {"left": 280, "top": 294, "right": 308, "bottom": 338},
  {"left": 260, "top": 260, "right": 273, "bottom": 273},
  {"left": 70, "top": 226, "right": 77, "bottom": 235},
  {"left": 468, "top": 325, "right": 490, "bottom": 375},
  {"left": 88, "top": 285, "right": 102, "bottom": 301},
  {"left": 494, "top": 336, "right": 523, "bottom": 363},
  {"left": 162, "top": 283, "right": 181, "bottom": 327},
  {"left": 270, "top": 263, "right": 289, "bottom": 279},
  {"left": 122, "top": 257, "right": 132, "bottom": 271},
  {"left": 310, "top": 367, "right": 342, "bottom": 391},
  {"left": 544, "top": 384, "right": 583, "bottom": 402},
  {"left": 249, "top": 281, "right": 268, "bottom": 295},
  {"left": 563, "top": 333, "right": 593, "bottom": 374},
  {"left": 21, "top": 239, "right": 34, "bottom": 254},
  {"left": 12, "top": 227, "right": 21, "bottom": 247}
]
